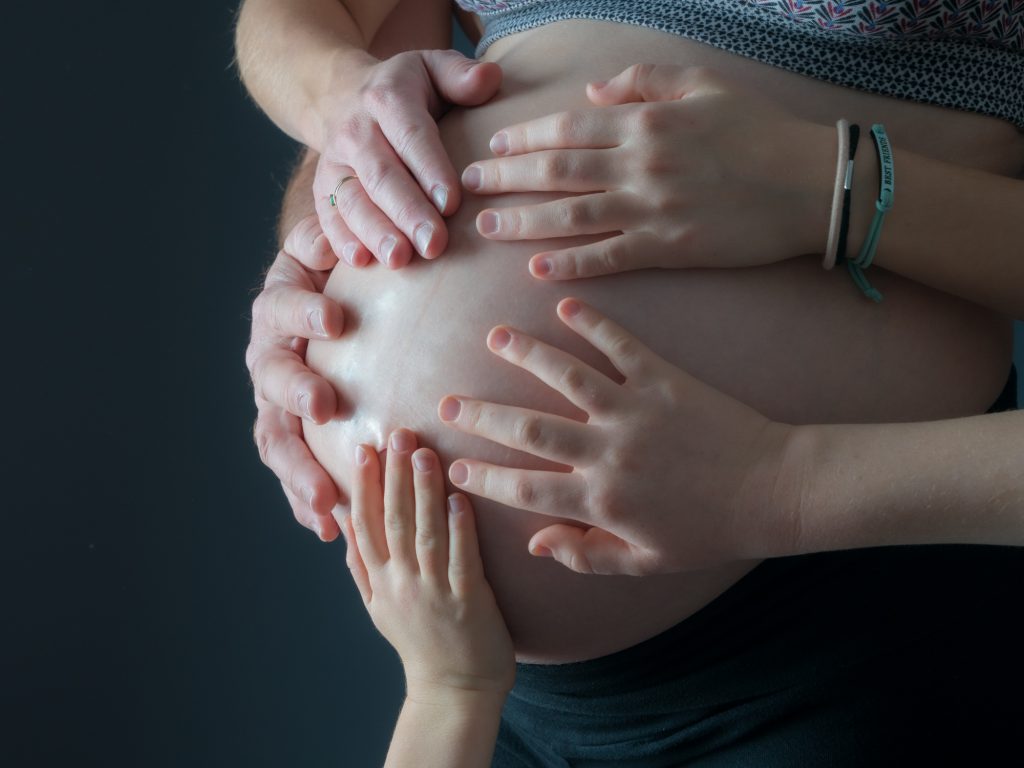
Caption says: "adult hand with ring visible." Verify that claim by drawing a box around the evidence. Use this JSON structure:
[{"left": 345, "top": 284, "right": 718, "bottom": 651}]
[
  {"left": 462, "top": 64, "right": 833, "bottom": 279},
  {"left": 312, "top": 49, "right": 502, "bottom": 269}
]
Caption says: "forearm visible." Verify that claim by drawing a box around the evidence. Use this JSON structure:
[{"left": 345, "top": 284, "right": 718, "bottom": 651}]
[
  {"left": 384, "top": 690, "right": 506, "bottom": 768},
  {"left": 788, "top": 410, "right": 1024, "bottom": 553},
  {"left": 235, "top": 0, "right": 380, "bottom": 147},
  {"left": 842, "top": 134, "right": 1024, "bottom": 318}
]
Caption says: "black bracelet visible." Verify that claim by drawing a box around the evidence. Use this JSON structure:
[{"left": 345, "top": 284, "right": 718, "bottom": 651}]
[{"left": 835, "top": 123, "right": 860, "bottom": 265}]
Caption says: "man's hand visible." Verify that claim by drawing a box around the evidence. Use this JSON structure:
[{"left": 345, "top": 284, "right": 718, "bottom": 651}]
[
  {"left": 314, "top": 50, "right": 502, "bottom": 268},
  {"left": 247, "top": 214, "right": 344, "bottom": 540}
]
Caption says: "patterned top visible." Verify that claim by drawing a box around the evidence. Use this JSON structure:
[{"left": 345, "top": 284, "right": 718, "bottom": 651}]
[{"left": 454, "top": 0, "right": 1024, "bottom": 127}]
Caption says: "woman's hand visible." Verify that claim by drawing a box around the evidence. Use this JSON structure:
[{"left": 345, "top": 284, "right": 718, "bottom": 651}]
[
  {"left": 247, "top": 214, "right": 345, "bottom": 541},
  {"left": 437, "top": 299, "right": 804, "bottom": 576},
  {"left": 344, "top": 428, "right": 515, "bottom": 700},
  {"left": 314, "top": 50, "right": 501, "bottom": 269},
  {"left": 461, "top": 64, "right": 832, "bottom": 279}
]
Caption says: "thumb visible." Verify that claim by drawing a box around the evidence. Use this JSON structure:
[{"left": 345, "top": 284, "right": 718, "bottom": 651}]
[
  {"left": 587, "top": 63, "right": 693, "bottom": 105},
  {"left": 420, "top": 50, "right": 503, "bottom": 107},
  {"left": 529, "top": 524, "right": 650, "bottom": 576}
]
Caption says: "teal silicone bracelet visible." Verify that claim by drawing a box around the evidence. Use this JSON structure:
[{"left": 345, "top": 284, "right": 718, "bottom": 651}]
[{"left": 846, "top": 123, "right": 893, "bottom": 303}]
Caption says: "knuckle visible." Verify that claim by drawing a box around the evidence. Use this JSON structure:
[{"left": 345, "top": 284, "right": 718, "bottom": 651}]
[
  {"left": 563, "top": 201, "right": 591, "bottom": 230},
  {"left": 568, "top": 551, "right": 592, "bottom": 575},
  {"left": 588, "top": 246, "right": 620, "bottom": 277},
  {"left": 566, "top": 251, "right": 587, "bottom": 278},
  {"left": 391, "top": 198, "right": 426, "bottom": 229},
  {"left": 415, "top": 529, "right": 438, "bottom": 552},
  {"left": 552, "top": 112, "right": 578, "bottom": 142},
  {"left": 689, "top": 65, "right": 716, "bottom": 83},
  {"left": 362, "top": 82, "right": 397, "bottom": 112},
  {"left": 391, "top": 120, "right": 429, "bottom": 157},
  {"left": 638, "top": 148, "right": 673, "bottom": 177},
  {"left": 448, "top": 556, "right": 469, "bottom": 580},
  {"left": 557, "top": 364, "right": 586, "bottom": 395},
  {"left": 502, "top": 208, "right": 523, "bottom": 237},
  {"left": 285, "top": 378, "right": 307, "bottom": 418},
  {"left": 541, "top": 152, "right": 570, "bottom": 180},
  {"left": 611, "top": 335, "right": 637, "bottom": 361},
  {"left": 251, "top": 291, "right": 270, "bottom": 327},
  {"left": 590, "top": 484, "right": 623, "bottom": 522},
  {"left": 513, "top": 478, "right": 536, "bottom": 507},
  {"left": 336, "top": 113, "right": 369, "bottom": 145},
  {"left": 244, "top": 343, "right": 260, "bottom": 376},
  {"left": 350, "top": 509, "right": 371, "bottom": 536},
  {"left": 384, "top": 512, "right": 407, "bottom": 534},
  {"left": 360, "top": 160, "right": 397, "bottom": 197},
  {"left": 629, "top": 63, "right": 655, "bottom": 87},
  {"left": 463, "top": 400, "right": 484, "bottom": 430},
  {"left": 633, "top": 103, "right": 664, "bottom": 132},
  {"left": 255, "top": 424, "right": 274, "bottom": 467},
  {"left": 512, "top": 415, "right": 544, "bottom": 450}
]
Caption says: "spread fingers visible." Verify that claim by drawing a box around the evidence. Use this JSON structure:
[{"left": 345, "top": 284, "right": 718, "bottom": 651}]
[
  {"left": 446, "top": 460, "right": 587, "bottom": 520},
  {"left": 439, "top": 396, "right": 597, "bottom": 466}
]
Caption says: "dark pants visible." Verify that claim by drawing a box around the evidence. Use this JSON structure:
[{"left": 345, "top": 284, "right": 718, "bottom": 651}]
[{"left": 495, "top": 367, "right": 1022, "bottom": 767}]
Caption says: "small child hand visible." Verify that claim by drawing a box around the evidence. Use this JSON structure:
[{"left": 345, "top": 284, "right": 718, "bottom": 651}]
[
  {"left": 343, "top": 428, "right": 515, "bottom": 703},
  {"left": 438, "top": 299, "right": 800, "bottom": 576}
]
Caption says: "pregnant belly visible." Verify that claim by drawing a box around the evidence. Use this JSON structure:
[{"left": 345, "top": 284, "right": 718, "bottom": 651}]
[{"left": 305, "top": 22, "right": 1016, "bottom": 663}]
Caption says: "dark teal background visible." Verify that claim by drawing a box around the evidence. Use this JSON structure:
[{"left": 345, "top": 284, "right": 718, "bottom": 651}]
[{"left": 5, "top": 3, "right": 1021, "bottom": 766}]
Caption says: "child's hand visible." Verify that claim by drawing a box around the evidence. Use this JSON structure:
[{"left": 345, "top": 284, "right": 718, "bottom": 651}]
[
  {"left": 461, "top": 64, "right": 830, "bottom": 278},
  {"left": 438, "top": 299, "right": 801, "bottom": 576},
  {"left": 343, "top": 429, "right": 515, "bottom": 703}
]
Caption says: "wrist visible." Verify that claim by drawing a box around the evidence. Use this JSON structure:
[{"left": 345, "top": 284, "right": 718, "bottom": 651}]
[
  {"left": 795, "top": 121, "right": 841, "bottom": 257},
  {"left": 732, "top": 419, "right": 809, "bottom": 560},
  {"left": 300, "top": 47, "right": 379, "bottom": 150},
  {"left": 405, "top": 684, "right": 509, "bottom": 713},
  {"left": 770, "top": 423, "right": 820, "bottom": 557}
]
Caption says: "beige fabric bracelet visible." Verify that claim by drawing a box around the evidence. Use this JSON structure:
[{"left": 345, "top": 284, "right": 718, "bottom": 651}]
[{"left": 823, "top": 118, "right": 849, "bottom": 270}]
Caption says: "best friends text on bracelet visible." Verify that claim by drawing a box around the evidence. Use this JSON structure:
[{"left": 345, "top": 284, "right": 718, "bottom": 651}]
[{"left": 847, "top": 124, "right": 893, "bottom": 303}]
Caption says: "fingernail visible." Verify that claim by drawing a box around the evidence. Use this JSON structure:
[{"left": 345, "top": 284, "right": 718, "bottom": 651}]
[
  {"left": 532, "top": 257, "right": 552, "bottom": 277},
  {"left": 462, "top": 165, "right": 482, "bottom": 191},
  {"left": 302, "top": 486, "right": 315, "bottom": 507},
  {"left": 478, "top": 211, "right": 499, "bottom": 236},
  {"left": 380, "top": 236, "right": 398, "bottom": 267},
  {"left": 562, "top": 298, "right": 582, "bottom": 317},
  {"left": 447, "top": 494, "right": 466, "bottom": 516},
  {"left": 490, "top": 327, "right": 512, "bottom": 350},
  {"left": 297, "top": 392, "right": 313, "bottom": 420},
  {"left": 412, "top": 450, "right": 433, "bottom": 472},
  {"left": 531, "top": 544, "right": 552, "bottom": 558},
  {"left": 414, "top": 223, "right": 433, "bottom": 256},
  {"left": 309, "top": 309, "right": 327, "bottom": 337},
  {"left": 313, "top": 519, "right": 324, "bottom": 538},
  {"left": 431, "top": 185, "right": 449, "bottom": 212},
  {"left": 355, "top": 445, "right": 368, "bottom": 465},
  {"left": 439, "top": 397, "right": 462, "bottom": 422},
  {"left": 490, "top": 132, "right": 509, "bottom": 155},
  {"left": 450, "top": 462, "right": 469, "bottom": 485},
  {"left": 342, "top": 242, "right": 359, "bottom": 266},
  {"left": 390, "top": 430, "right": 415, "bottom": 452}
]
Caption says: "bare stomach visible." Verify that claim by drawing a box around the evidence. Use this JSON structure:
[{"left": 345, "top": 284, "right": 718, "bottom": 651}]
[{"left": 306, "top": 21, "right": 1020, "bottom": 663}]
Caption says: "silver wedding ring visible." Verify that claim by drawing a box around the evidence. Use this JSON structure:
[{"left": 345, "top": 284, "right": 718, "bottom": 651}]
[{"left": 329, "top": 175, "right": 358, "bottom": 207}]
